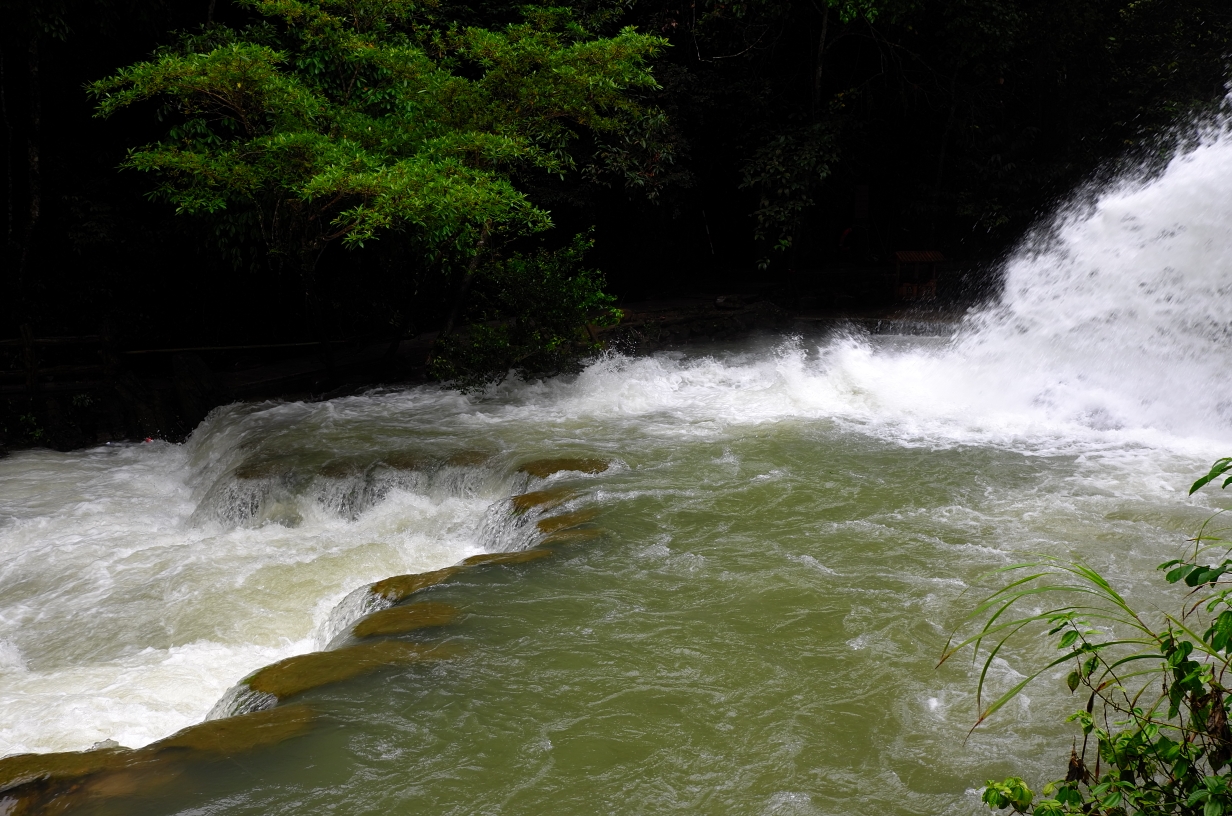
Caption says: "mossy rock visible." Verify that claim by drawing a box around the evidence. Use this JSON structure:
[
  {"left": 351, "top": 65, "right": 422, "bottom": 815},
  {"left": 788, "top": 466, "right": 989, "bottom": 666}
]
[
  {"left": 232, "top": 458, "right": 286, "bottom": 480},
  {"left": 316, "top": 456, "right": 367, "bottom": 478},
  {"left": 56, "top": 758, "right": 185, "bottom": 805},
  {"left": 0, "top": 746, "right": 132, "bottom": 796},
  {"left": 0, "top": 705, "right": 318, "bottom": 814},
  {"left": 352, "top": 602, "right": 461, "bottom": 639},
  {"left": 377, "top": 451, "right": 426, "bottom": 471},
  {"left": 369, "top": 566, "right": 462, "bottom": 603},
  {"left": 0, "top": 755, "right": 164, "bottom": 816},
  {"left": 510, "top": 487, "right": 576, "bottom": 516},
  {"left": 462, "top": 549, "right": 554, "bottom": 567},
  {"left": 536, "top": 507, "right": 599, "bottom": 535},
  {"left": 540, "top": 527, "right": 603, "bottom": 546},
  {"left": 243, "top": 641, "right": 457, "bottom": 701},
  {"left": 516, "top": 457, "right": 609, "bottom": 479},
  {"left": 150, "top": 703, "right": 317, "bottom": 754},
  {"left": 444, "top": 450, "right": 493, "bottom": 467}
]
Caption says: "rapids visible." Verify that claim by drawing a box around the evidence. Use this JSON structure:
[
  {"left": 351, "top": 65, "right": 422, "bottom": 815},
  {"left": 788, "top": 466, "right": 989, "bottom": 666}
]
[{"left": 3, "top": 115, "right": 1232, "bottom": 814}]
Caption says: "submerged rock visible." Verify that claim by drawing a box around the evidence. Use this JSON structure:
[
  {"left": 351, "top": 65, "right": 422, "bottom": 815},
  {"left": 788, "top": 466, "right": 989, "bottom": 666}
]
[
  {"left": 377, "top": 450, "right": 426, "bottom": 471},
  {"left": 151, "top": 703, "right": 317, "bottom": 754},
  {"left": 352, "top": 602, "right": 461, "bottom": 639},
  {"left": 370, "top": 566, "right": 463, "bottom": 604},
  {"left": 316, "top": 456, "right": 367, "bottom": 479},
  {"left": 0, "top": 705, "right": 317, "bottom": 815},
  {"left": 536, "top": 507, "right": 599, "bottom": 535},
  {"left": 462, "top": 550, "right": 554, "bottom": 567},
  {"left": 517, "top": 458, "right": 609, "bottom": 479},
  {"left": 232, "top": 455, "right": 296, "bottom": 481},
  {"left": 510, "top": 487, "right": 576, "bottom": 516},
  {"left": 0, "top": 746, "right": 132, "bottom": 798},
  {"left": 540, "top": 527, "right": 603, "bottom": 546},
  {"left": 243, "top": 641, "right": 457, "bottom": 703},
  {"left": 444, "top": 450, "right": 493, "bottom": 467}
]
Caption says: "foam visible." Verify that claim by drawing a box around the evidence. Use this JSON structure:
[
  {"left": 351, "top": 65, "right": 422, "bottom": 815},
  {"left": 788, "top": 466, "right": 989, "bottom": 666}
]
[{"left": 4, "top": 110, "right": 1232, "bottom": 757}]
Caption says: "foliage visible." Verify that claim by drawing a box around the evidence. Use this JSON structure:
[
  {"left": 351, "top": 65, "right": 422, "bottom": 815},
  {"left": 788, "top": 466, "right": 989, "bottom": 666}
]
[
  {"left": 89, "top": 1, "right": 669, "bottom": 276},
  {"left": 429, "top": 232, "right": 620, "bottom": 390},
  {"left": 10, "top": 0, "right": 1232, "bottom": 354},
  {"left": 740, "top": 120, "right": 841, "bottom": 268},
  {"left": 945, "top": 460, "right": 1232, "bottom": 816}
]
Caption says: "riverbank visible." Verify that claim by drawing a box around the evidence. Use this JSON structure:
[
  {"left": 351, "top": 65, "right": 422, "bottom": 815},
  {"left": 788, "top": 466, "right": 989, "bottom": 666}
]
[{"left": 0, "top": 296, "right": 969, "bottom": 453}]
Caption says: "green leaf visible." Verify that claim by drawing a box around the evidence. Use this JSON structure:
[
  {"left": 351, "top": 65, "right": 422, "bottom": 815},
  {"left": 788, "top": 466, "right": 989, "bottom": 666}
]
[
  {"left": 1167, "top": 563, "right": 1196, "bottom": 584},
  {"left": 1191, "top": 458, "right": 1232, "bottom": 494}
]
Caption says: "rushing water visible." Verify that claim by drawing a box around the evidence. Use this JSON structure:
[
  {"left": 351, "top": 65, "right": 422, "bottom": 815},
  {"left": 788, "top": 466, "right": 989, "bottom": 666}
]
[{"left": 4, "top": 124, "right": 1232, "bottom": 815}]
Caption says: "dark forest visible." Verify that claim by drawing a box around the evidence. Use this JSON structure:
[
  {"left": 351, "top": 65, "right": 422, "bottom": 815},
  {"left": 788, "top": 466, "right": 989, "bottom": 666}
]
[{"left": 3, "top": 0, "right": 1230, "bottom": 447}]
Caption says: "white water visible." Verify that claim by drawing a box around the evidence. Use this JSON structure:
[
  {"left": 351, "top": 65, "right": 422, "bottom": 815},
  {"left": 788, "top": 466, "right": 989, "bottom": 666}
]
[{"left": 3, "top": 117, "right": 1232, "bottom": 759}]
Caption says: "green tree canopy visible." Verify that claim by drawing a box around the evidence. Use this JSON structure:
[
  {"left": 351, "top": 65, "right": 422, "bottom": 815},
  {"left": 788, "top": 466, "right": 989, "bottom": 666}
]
[{"left": 89, "top": 0, "right": 669, "bottom": 278}]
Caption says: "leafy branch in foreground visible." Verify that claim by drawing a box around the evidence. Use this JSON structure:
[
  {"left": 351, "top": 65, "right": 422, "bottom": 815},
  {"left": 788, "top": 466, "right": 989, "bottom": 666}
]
[{"left": 944, "top": 460, "right": 1232, "bottom": 816}]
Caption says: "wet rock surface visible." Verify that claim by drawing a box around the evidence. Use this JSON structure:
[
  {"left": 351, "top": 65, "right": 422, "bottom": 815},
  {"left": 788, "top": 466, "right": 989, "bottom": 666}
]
[
  {"left": 598, "top": 297, "right": 791, "bottom": 355},
  {"left": 243, "top": 641, "right": 458, "bottom": 702},
  {"left": 517, "top": 458, "right": 609, "bottom": 479},
  {"left": 0, "top": 705, "right": 318, "bottom": 815},
  {"left": 352, "top": 602, "right": 461, "bottom": 639},
  {"left": 462, "top": 550, "right": 554, "bottom": 568},
  {"left": 539, "top": 527, "right": 603, "bottom": 546},
  {"left": 536, "top": 507, "right": 599, "bottom": 535},
  {"left": 370, "top": 567, "right": 464, "bottom": 604},
  {"left": 510, "top": 487, "right": 577, "bottom": 515}
]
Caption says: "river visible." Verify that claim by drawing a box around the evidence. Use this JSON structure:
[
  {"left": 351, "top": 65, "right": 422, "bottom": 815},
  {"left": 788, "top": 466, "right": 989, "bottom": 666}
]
[{"left": 3, "top": 121, "right": 1232, "bottom": 815}]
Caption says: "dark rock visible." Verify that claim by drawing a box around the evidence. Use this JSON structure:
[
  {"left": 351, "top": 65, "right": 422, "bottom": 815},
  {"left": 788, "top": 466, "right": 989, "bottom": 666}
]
[
  {"left": 540, "top": 527, "right": 603, "bottom": 546},
  {"left": 369, "top": 567, "right": 464, "bottom": 603},
  {"left": 462, "top": 549, "right": 554, "bottom": 567},
  {"left": 517, "top": 458, "right": 609, "bottom": 479},
  {"left": 536, "top": 507, "right": 599, "bottom": 535},
  {"left": 243, "top": 641, "right": 457, "bottom": 701},
  {"left": 510, "top": 487, "right": 576, "bottom": 515},
  {"left": 0, "top": 705, "right": 317, "bottom": 815},
  {"left": 352, "top": 602, "right": 461, "bottom": 639}
]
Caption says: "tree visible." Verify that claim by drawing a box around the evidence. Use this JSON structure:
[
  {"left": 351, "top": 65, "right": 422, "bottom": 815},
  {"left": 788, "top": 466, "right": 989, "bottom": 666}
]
[
  {"left": 89, "top": 0, "right": 668, "bottom": 340},
  {"left": 429, "top": 231, "right": 621, "bottom": 389},
  {"left": 695, "top": 0, "right": 894, "bottom": 268}
]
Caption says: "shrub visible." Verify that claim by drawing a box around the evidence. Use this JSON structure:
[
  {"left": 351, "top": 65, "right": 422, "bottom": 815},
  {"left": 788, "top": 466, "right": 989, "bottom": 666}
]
[{"left": 946, "top": 459, "right": 1232, "bottom": 816}]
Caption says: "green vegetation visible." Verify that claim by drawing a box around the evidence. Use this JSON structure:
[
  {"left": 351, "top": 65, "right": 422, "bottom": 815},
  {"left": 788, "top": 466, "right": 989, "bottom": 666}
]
[
  {"left": 5, "top": 0, "right": 1232, "bottom": 445},
  {"left": 88, "top": 0, "right": 665, "bottom": 379},
  {"left": 428, "top": 232, "right": 621, "bottom": 388},
  {"left": 948, "top": 459, "right": 1232, "bottom": 815}
]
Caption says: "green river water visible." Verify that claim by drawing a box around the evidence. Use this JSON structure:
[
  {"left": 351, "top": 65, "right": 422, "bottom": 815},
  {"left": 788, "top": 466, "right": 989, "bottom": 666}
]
[{"left": 6, "top": 127, "right": 1232, "bottom": 813}]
